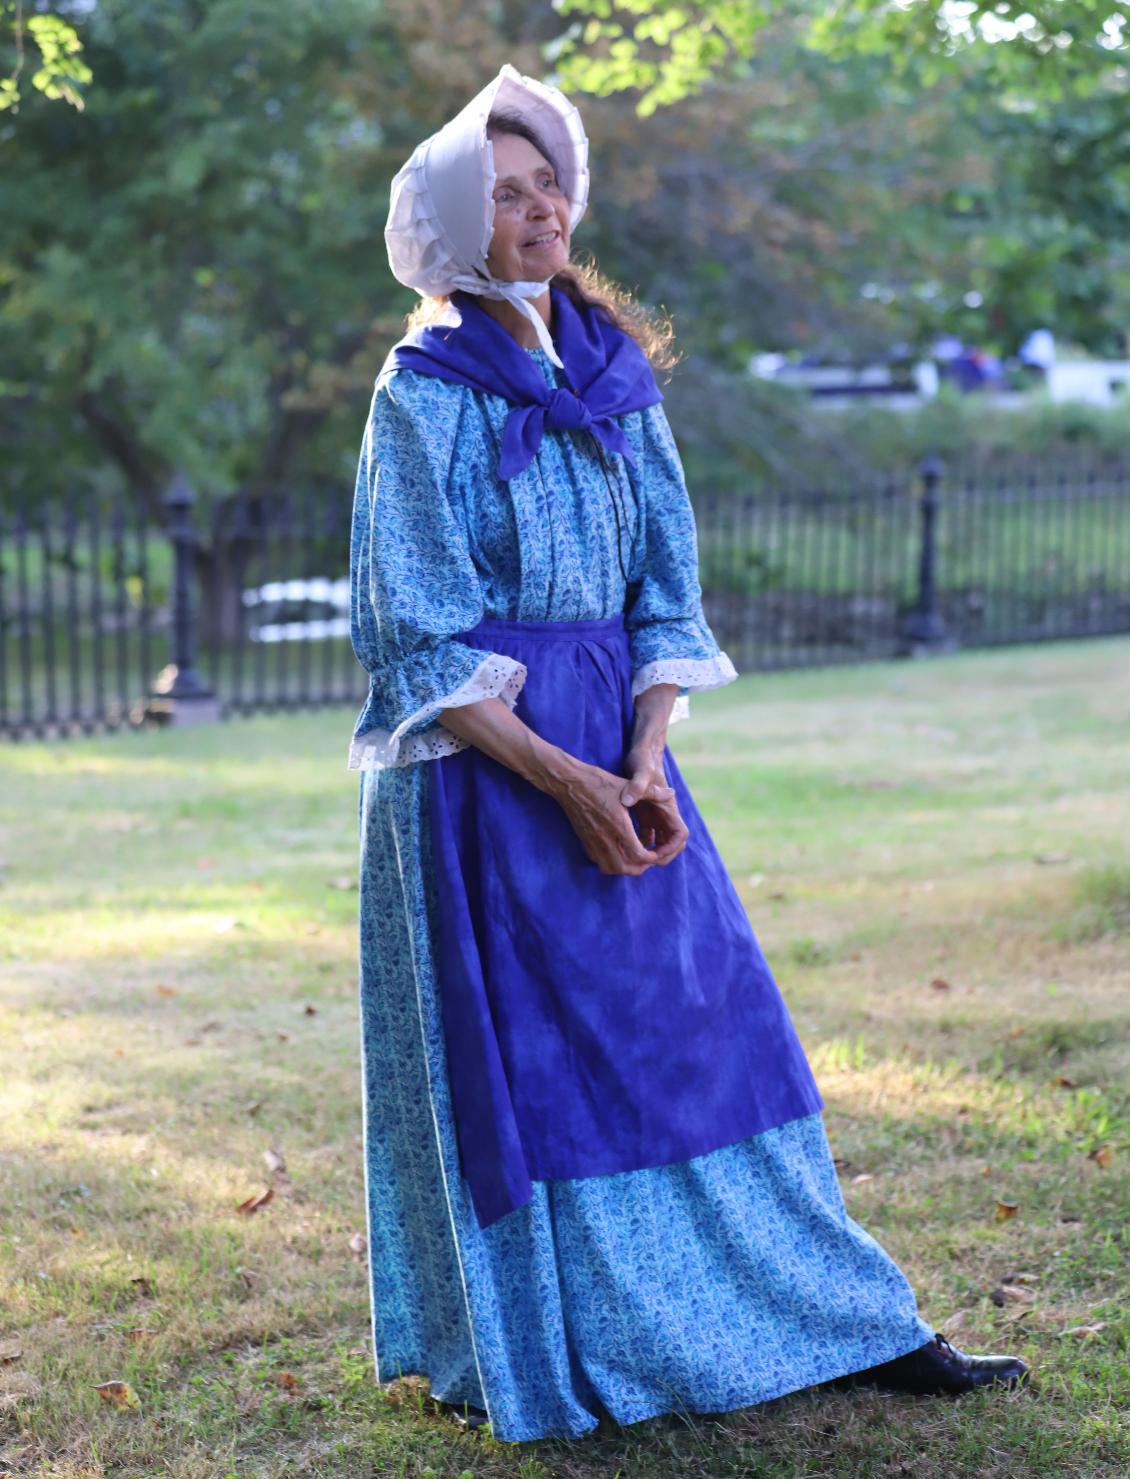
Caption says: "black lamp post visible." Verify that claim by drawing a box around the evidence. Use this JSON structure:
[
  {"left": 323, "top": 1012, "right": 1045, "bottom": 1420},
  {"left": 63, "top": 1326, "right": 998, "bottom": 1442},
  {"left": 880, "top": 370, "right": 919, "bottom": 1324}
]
[
  {"left": 148, "top": 472, "right": 221, "bottom": 723},
  {"left": 898, "top": 451, "right": 956, "bottom": 656}
]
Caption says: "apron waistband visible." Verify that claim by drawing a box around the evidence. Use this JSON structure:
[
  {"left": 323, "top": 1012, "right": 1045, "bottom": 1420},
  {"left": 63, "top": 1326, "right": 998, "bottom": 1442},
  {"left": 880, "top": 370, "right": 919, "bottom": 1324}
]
[{"left": 459, "top": 613, "right": 627, "bottom": 643}]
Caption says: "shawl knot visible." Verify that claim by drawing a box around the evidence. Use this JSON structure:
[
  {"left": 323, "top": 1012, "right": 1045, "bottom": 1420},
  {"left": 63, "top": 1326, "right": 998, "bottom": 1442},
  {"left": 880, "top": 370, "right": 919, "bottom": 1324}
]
[
  {"left": 545, "top": 387, "right": 594, "bottom": 434},
  {"left": 381, "top": 286, "right": 663, "bottom": 481}
]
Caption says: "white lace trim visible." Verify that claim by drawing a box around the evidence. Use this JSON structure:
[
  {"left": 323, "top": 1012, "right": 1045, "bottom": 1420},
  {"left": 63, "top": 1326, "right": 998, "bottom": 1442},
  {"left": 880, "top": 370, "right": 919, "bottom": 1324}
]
[
  {"left": 631, "top": 652, "right": 739, "bottom": 701},
  {"left": 347, "top": 652, "right": 527, "bottom": 771}
]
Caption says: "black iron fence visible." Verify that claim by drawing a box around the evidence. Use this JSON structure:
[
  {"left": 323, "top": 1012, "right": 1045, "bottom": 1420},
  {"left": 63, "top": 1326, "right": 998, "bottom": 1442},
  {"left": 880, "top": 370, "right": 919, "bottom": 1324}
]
[
  {"left": 698, "top": 454, "right": 1130, "bottom": 670},
  {"left": 3, "top": 454, "right": 1130, "bottom": 741}
]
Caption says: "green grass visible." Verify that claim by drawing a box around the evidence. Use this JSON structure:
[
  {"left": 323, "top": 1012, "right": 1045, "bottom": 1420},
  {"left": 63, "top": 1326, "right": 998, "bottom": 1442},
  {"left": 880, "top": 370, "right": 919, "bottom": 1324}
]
[{"left": 1, "top": 637, "right": 1128, "bottom": 1477}]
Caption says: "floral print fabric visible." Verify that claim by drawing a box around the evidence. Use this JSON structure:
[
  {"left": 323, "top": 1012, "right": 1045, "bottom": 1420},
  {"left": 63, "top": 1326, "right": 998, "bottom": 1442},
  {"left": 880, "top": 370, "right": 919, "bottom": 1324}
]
[
  {"left": 347, "top": 349, "right": 736, "bottom": 771},
  {"left": 351, "top": 349, "right": 934, "bottom": 1443}
]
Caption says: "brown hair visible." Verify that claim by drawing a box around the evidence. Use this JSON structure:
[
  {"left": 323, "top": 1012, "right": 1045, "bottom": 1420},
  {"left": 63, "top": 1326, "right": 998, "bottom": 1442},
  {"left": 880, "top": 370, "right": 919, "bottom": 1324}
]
[{"left": 403, "top": 110, "right": 680, "bottom": 375}]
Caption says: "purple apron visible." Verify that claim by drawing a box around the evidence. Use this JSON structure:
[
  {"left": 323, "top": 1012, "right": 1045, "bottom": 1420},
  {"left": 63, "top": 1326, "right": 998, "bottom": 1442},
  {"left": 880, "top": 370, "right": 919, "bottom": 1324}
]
[{"left": 427, "top": 614, "right": 824, "bottom": 1229}]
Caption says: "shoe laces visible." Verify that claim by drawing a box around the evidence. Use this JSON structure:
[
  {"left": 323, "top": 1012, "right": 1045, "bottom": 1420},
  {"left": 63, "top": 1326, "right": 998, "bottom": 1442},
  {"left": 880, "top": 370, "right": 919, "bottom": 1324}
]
[{"left": 932, "top": 1331, "right": 961, "bottom": 1361}]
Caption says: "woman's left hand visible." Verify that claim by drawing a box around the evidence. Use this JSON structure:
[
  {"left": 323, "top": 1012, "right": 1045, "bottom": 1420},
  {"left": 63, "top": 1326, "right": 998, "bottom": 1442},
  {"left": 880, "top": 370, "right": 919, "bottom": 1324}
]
[{"left": 619, "top": 739, "right": 689, "bottom": 865}]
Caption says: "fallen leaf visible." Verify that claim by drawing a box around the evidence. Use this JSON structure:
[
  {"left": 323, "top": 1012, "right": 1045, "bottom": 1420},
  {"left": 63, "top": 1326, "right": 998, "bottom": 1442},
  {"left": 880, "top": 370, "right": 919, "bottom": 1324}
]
[
  {"left": 303, "top": 1004, "right": 318, "bottom": 1017},
  {"left": 184, "top": 1037, "right": 202, "bottom": 1047},
  {"left": 276, "top": 1371, "right": 300, "bottom": 1391},
  {"left": 245, "top": 1101, "right": 263, "bottom": 1116},
  {"left": 93, "top": 1380, "right": 141, "bottom": 1410},
  {"left": 767, "top": 890, "right": 788, "bottom": 902},
  {"left": 995, "top": 1284, "right": 1035, "bottom": 1304},
  {"left": 851, "top": 1173, "right": 875, "bottom": 1185},
  {"left": 0, "top": 1343, "right": 22, "bottom": 1365},
  {"left": 124, "top": 1328, "right": 155, "bottom": 1343},
  {"left": 1087, "top": 1145, "right": 1113, "bottom": 1169},
  {"left": 1007, "top": 1025, "right": 1025, "bottom": 1038},
  {"left": 1053, "top": 1075, "right": 1076, "bottom": 1088},
  {"left": 199, "top": 1020, "right": 222, "bottom": 1034},
  {"left": 239, "top": 1269, "right": 259, "bottom": 1291},
  {"left": 235, "top": 1188, "right": 274, "bottom": 1216},
  {"left": 1061, "top": 1323, "right": 1106, "bottom": 1338},
  {"left": 348, "top": 1232, "right": 367, "bottom": 1260},
  {"left": 276, "top": 1031, "right": 290, "bottom": 1043},
  {"left": 994, "top": 1200, "right": 1020, "bottom": 1221},
  {"left": 938, "top": 1308, "right": 973, "bottom": 1336},
  {"left": 263, "top": 1148, "right": 287, "bottom": 1176},
  {"left": 155, "top": 984, "right": 178, "bottom": 999},
  {"left": 1034, "top": 852, "right": 1070, "bottom": 866},
  {"left": 929, "top": 977, "right": 951, "bottom": 991}
]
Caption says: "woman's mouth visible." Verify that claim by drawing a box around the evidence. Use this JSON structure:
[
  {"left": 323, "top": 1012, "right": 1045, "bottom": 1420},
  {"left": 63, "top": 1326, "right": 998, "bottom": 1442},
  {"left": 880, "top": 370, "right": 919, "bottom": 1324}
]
[{"left": 523, "top": 230, "right": 560, "bottom": 249}]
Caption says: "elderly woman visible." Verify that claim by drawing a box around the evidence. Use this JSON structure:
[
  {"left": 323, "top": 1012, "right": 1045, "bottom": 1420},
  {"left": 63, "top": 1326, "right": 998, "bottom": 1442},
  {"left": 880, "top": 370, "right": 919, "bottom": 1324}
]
[{"left": 347, "top": 64, "right": 1028, "bottom": 1443}]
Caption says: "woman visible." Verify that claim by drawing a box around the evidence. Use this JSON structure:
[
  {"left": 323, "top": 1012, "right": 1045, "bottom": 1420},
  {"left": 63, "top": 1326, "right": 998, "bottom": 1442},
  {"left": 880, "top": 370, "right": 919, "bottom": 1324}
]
[{"left": 348, "top": 64, "right": 1029, "bottom": 1443}]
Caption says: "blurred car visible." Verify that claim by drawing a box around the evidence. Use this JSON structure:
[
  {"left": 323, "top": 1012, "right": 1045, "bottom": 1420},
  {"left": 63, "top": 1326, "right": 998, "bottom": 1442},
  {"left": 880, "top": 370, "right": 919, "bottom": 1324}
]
[{"left": 241, "top": 576, "right": 351, "bottom": 642}]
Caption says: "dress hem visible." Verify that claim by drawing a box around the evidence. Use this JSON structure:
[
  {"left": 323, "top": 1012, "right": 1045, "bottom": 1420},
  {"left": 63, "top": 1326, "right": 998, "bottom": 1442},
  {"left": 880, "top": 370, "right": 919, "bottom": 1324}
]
[{"left": 430, "top": 1316, "right": 936, "bottom": 1444}]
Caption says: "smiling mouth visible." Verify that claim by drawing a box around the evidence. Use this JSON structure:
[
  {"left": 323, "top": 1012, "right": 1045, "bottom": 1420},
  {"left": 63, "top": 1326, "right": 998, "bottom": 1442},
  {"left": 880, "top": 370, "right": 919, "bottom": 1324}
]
[{"left": 523, "top": 230, "right": 560, "bottom": 247}]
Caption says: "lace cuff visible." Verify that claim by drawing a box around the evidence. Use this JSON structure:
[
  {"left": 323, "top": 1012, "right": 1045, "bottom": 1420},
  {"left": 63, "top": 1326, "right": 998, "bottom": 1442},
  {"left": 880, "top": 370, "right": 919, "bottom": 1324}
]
[
  {"left": 630, "top": 653, "right": 737, "bottom": 729},
  {"left": 347, "top": 652, "right": 527, "bottom": 771},
  {"left": 631, "top": 652, "right": 738, "bottom": 699}
]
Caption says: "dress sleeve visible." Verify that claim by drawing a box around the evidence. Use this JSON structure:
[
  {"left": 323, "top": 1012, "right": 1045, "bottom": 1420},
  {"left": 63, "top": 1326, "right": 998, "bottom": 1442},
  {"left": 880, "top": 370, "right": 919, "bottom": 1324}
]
[
  {"left": 622, "top": 400, "right": 738, "bottom": 725},
  {"left": 346, "top": 369, "right": 527, "bottom": 771}
]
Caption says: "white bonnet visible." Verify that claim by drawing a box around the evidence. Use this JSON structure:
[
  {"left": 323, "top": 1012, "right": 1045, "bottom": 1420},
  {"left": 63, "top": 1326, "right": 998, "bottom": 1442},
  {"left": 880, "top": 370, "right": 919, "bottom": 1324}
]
[{"left": 385, "top": 63, "right": 590, "bottom": 367}]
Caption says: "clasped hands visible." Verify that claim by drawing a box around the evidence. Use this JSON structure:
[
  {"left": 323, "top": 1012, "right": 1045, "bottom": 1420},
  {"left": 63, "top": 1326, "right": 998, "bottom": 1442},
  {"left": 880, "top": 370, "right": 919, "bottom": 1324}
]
[
  {"left": 552, "top": 732, "right": 690, "bottom": 878},
  {"left": 437, "top": 681, "right": 690, "bottom": 877}
]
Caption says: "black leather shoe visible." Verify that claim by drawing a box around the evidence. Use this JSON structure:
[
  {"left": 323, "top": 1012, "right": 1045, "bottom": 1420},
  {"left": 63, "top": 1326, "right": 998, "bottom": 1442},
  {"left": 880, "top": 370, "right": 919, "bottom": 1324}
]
[
  {"left": 832, "top": 1331, "right": 1030, "bottom": 1397},
  {"left": 433, "top": 1396, "right": 490, "bottom": 1430}
]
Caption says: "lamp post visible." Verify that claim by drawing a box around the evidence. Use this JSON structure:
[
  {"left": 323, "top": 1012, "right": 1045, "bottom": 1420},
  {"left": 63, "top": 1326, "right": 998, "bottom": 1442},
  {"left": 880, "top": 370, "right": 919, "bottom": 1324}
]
[
  {"left": 148, "top": 471, "right": 221, "bottom": 724},
  {"left": 898, "top": 451, "right": 956, "bottom": 656}
]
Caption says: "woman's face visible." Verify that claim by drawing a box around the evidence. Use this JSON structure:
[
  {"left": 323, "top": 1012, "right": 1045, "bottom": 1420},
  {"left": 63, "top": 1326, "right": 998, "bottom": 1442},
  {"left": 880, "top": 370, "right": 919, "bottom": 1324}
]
[{"left": 484, "top": 131, "right": 570, "bottom": 283}]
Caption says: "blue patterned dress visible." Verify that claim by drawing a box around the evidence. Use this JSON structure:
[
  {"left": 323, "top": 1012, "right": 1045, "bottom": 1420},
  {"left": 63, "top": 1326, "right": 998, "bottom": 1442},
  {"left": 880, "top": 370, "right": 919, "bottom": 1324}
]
[{"left": 347, "top": 346, "right": 935, "bottom": 1443}]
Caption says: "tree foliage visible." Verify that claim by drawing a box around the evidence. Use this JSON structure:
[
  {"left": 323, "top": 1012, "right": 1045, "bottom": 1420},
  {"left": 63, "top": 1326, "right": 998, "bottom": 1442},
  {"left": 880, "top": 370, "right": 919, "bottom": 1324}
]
[
  {"left": 1, "top": 0, "right": 92, "bottom": 113},
  {"left": 552, "top": 0, "right": 1130, "bottom": 112},
  {"left": 2, "top": 0, "right": 1129, "bottom": 520}
]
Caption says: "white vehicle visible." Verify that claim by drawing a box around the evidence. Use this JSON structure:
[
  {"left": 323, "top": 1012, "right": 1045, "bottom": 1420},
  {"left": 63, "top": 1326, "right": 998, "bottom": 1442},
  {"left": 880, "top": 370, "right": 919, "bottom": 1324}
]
[{"left": 241, "top": 576, "right": 351, "bottom": 643}]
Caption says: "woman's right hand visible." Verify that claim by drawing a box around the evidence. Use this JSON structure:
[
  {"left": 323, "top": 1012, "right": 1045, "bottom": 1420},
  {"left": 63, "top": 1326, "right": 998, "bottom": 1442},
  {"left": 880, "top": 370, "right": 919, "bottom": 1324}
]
[{"left": 549, "top": 762, "right": 674, "bottom": 876}]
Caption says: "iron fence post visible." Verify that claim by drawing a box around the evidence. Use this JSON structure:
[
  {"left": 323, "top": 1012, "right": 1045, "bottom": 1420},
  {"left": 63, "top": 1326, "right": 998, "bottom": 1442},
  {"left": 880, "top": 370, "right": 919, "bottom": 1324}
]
[
  {"left": 149, "top": 471, "right": 221, "bottom": 724},
  {"left": 898, "top": 451, "right": 956, "bottom": 656}
]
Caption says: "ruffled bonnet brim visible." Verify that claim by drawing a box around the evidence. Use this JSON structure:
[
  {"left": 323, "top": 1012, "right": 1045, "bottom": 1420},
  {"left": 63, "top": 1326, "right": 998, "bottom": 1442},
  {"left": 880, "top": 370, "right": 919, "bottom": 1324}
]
[{"left": 384, "top": 64, "right": 590, "bottom": 366}]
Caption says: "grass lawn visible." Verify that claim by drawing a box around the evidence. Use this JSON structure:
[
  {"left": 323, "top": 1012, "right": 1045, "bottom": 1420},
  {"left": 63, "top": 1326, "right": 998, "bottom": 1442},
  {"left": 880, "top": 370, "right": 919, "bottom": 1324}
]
[{"left": 1, "top": 636, "right": 1127, "bottom": 1478}]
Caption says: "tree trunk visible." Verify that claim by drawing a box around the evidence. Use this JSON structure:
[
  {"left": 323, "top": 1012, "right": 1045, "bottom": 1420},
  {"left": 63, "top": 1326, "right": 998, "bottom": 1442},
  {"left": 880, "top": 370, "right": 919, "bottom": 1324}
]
[{"left": 194, "top": 493, "right": 266, "bottom": 648}]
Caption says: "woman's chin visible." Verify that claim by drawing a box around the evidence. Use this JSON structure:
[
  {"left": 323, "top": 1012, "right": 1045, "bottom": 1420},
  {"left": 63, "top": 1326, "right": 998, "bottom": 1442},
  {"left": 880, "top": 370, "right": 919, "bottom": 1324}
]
[{"left": 518, "top": 248, "right": 569, "bottom": 281}]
